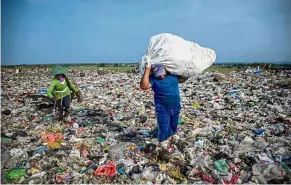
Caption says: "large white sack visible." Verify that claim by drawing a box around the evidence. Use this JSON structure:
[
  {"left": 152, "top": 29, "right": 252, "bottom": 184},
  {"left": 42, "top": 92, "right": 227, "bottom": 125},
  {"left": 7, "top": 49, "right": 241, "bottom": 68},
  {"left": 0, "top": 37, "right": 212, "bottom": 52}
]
[{"left": 140, "top": 33, "right": 216, "bottom": 78}]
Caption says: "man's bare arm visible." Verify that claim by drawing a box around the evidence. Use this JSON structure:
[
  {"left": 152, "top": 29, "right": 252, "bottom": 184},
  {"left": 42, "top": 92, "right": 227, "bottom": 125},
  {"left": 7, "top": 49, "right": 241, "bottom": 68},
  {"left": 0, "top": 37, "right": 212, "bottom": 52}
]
[{"left": 140, "top": 68, "right": 151, "bottom": 90}]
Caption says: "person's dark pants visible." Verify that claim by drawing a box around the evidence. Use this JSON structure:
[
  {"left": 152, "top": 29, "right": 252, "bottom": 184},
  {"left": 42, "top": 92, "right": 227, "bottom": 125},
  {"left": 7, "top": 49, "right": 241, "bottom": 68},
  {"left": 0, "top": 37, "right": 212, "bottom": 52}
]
[
  {"left": 56, "top": 95, "right": 71, "bottom": 115},
  {"left": 156, "top": 105, "right": 181, "bottom": 142}
]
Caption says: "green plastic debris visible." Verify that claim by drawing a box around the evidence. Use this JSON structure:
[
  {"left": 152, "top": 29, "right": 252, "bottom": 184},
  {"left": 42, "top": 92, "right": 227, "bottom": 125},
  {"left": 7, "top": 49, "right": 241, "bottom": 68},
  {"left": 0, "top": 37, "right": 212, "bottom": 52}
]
[
  {"left": 117, "top": 114, "right": 125, "bottom": 120},
  {"left": 79, "top": 120, "right": 92, "bottom": 127},
  {"left": 1, "top": 135, "right": 12, "bottom": 139},
  {"left": 57, "top": 169, "right": 64, "bottom": 174},
  {"left": 282, "top": 162, "right": 291, "bottom": 172},
  {"left": 1, "top": 135, "right": 12, "bottom": 141},
  {"left": 214, "top": 160, "right": 229, "bottom": 173},
  {"left": 97, "top": 137, "right": 106, "bottom": 144},
  {"left": 178, "top": 118, "right": 184, "bottom": 125},
  {"left": 5, "top": 169, "right": 25, "bottom": 181},
  {"left": 104, "top": 145, "right": 110, "bottom": 151}
]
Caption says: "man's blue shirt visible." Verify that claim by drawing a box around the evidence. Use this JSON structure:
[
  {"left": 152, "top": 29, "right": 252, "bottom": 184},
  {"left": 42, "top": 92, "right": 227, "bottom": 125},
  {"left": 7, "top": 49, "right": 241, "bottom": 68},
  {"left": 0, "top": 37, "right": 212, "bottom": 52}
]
[{"left": 149, "top": 74, "right": 180, "bottom": 108}]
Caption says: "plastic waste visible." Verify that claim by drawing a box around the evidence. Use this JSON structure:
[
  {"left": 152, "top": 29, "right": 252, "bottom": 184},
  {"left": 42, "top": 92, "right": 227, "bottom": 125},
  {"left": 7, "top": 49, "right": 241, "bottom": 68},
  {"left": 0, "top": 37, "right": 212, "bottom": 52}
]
[
  {"left": 193, "top": 101, "right": 200, "bottom": 108},
  {"left": 201, "top": 173, "right": 218, "bottom": 183},
  {"left": 69, "top": 149, "right": 81, "bottom": 158},
  {"left": 214, "top": 160, "right": 229, "bottom": 173},
  {"left": 252, "top": 163, "right": 286, "bottom": 184},
  {"left": 94, "top": 162, "right": 117, "bottom": 178},
  {"left": 37, "top": 89, "right": 47, "bottom": 94},
  {"left": 178, "top": 117, "right": 184, "bottom": 125},
  {"left": 241, "top": 136, "right": 254, "bottom": 146},
  {"left": 33, "top": 146, "right": 50, "bottom": 155},
  {"left": 10, "top": 148, "right": 26, "bottom": 158},
  {"left": 141, "top": 167, "right": 158, "bottom": 181},
  {"left": 1, "top": 67, "right": 291, "bottom": 184},
  {"left": 254, "top": 129, "right": 265, "bottom": 136},
  {"left": 40, "top": 132, "right": 64, "bottom": 149},
  {"left": 96, "top": 136, "right": 106, "bottom": 144},
  {"left": 2, "top": 109, "right": 11, "bottom": 115},
  {"left": 189, "top": 152, "right": 209, "bottom": 167},
  {"left": 167, "top": 168, "right": 186, "bottom": 181},
  {"left": 5, "top": 169, "right": 26, "bottom": 182}
]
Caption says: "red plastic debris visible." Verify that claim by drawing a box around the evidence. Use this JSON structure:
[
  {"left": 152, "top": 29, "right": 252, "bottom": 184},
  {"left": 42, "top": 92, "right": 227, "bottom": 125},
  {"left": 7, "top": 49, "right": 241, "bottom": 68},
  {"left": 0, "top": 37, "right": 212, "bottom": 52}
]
[
  {"left": 223, "top": 174, "right": 241, "bottom": 184},
  {"left": 40, "top": 132, "right": 63, "bottom": 143},
  {"left": 81, "top": 149, "right": 89, "bottom": 158},
  {"left": 55, "top": 172, "right": 71, "bottom": 184},
  {"left": 228, "top": 162, "right": 240, "bottom": 172},
  {"left": 201, "top": 173, "right": 218, "bottom": 184},
  {"left": 77, "top": 127, "right": 85, "bottom": 133},
  {"left": 94, "top": 162, "right": 117, "bottom": 178}
]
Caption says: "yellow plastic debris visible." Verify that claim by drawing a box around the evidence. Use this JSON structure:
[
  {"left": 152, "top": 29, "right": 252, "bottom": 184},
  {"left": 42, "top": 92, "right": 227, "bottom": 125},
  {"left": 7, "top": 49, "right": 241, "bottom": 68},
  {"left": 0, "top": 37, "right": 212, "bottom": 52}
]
[
  {"left": 192, "top": 101, "right": 200, "bottom": 108},
  {"left": 167, "top": 169, "right": 186, "bottom": 181}
]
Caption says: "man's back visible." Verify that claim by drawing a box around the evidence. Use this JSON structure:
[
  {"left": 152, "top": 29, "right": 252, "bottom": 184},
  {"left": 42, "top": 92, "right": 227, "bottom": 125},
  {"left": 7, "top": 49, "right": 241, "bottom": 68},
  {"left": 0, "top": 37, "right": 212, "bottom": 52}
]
[{"left": 149, "top": 74, "right": 180, "bottom": 108}]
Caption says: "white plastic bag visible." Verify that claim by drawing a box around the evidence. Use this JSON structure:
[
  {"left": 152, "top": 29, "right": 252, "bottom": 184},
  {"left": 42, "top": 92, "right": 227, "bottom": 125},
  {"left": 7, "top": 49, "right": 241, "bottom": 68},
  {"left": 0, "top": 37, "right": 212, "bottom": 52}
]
[{"left": 140, "top": 33, "right": 216, "bottom": 78}]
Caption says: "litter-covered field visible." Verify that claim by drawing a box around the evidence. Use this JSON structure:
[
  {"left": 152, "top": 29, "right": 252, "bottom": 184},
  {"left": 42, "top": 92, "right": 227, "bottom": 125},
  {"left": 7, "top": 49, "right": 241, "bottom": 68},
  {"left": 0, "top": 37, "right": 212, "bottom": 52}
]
[{"left": 1, "top": 67, "right": 291, "bottom": 184}]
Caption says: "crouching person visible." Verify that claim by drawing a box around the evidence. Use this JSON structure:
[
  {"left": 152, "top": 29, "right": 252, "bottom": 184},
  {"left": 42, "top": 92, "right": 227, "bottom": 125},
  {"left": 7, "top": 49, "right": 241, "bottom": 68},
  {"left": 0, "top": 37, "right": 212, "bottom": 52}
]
[{"left": 47, "top": 65, "right": 80, "bottom": 122}]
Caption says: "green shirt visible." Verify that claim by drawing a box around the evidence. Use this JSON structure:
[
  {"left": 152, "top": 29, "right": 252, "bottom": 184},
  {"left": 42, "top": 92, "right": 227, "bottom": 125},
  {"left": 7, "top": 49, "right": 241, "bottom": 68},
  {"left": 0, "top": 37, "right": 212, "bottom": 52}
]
[{"left": 47, "top": 77, "right": 77, "bottom": 100}]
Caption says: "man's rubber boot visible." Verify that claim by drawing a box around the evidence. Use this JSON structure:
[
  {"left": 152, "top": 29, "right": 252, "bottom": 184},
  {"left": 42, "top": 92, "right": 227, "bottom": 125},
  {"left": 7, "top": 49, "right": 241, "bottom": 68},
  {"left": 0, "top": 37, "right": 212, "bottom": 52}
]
[{"left": 57, "top": 113, "right": 64, "bottom": 122}]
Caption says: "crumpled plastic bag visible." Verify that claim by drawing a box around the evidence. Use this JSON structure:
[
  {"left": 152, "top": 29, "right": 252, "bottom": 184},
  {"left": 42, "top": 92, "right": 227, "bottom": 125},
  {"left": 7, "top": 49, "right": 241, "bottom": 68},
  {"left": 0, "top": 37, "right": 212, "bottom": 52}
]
[
  {"left": 214, "top": 160, "right": 229, "bottom": 173},
  {"left": 10, "top": 149, "right": 27, "bottom": 158},
  {"left": 167, "top": 168, "right": 186, "bottom": 181},
  {"left": 69, "top": 149, "right": 81, "bottom": 158},
  {"left": 73, "top": 142, "right": 92, "bottom": 157},
  {"left": 108, "top": 143, "right": 124, "bottom": 160},
  {"left": 55, "top": 172, "right": 71, "bottom": 184},
  {"left": 40, "top": 132, "right": 64, "bottom": 149},
  {"left": 5, "top": 168, "right": 26, "bottom": 182},
  {"left": 201, "top": 173, "right": 218, "bottom": 183},
  {"left": 94, "top": 162, "right": 117, "bottom": 178},
  {"left": 189, "top": 152, "right": 210, "bottom": 167},
  {"left": 140, "top": 33, "right": 216, "bottom": 78},
  {"left": 141, "top": 167, "right": 158, "bottom": 181},
  {"left": 252, "top": 163, "right": 286, "bottom": 184},
  {"left": 33, "top": 146, "right": 50, "bottom": 155}
]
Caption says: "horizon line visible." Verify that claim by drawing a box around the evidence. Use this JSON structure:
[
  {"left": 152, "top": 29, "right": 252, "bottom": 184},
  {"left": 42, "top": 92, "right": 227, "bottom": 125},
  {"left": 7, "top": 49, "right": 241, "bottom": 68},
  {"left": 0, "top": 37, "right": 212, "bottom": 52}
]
[{"left": 2, "top": 61, "right": 291, "bottom": 67}]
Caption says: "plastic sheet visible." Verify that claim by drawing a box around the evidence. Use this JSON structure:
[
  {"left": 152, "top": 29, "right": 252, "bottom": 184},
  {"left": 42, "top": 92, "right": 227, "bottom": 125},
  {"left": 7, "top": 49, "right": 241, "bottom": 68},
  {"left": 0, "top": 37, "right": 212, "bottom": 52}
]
[{"left": 94, "top": 162, "right": 117, "bottom": 178}]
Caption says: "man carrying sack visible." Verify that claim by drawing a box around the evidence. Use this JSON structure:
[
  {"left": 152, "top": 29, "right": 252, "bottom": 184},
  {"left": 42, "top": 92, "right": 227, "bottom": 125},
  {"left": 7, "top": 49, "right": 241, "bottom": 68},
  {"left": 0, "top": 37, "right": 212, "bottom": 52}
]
[{"left": 140, "top": 62, "right": 185, "bottom": 151}]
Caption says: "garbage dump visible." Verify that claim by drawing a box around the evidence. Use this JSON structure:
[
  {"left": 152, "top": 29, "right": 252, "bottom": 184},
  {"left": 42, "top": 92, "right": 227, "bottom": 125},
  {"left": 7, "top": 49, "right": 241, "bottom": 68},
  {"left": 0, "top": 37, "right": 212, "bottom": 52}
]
[{"left": 1, "top": 67, "right": 291, "bottom": 184}]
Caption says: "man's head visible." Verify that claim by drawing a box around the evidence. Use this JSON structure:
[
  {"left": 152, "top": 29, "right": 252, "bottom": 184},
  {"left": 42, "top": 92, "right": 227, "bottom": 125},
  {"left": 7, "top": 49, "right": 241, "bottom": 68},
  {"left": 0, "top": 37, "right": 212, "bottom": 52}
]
[{"left": 152, "top": 64, "right": 166, "bottom": 80}]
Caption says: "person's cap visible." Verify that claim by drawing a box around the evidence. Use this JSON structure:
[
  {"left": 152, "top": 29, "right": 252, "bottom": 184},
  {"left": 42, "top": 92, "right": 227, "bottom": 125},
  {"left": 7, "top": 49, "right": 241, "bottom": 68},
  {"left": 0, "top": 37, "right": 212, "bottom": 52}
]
[{"left": 152, "top": 64, "right": 166, "bottom": 77}]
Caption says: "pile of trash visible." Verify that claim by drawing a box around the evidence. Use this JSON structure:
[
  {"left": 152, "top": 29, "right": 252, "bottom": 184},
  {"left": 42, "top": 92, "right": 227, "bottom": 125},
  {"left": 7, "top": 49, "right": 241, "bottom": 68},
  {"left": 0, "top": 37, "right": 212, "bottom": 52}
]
[{"left": 1, "top": 67, "right": 291, "bottom": 184}]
